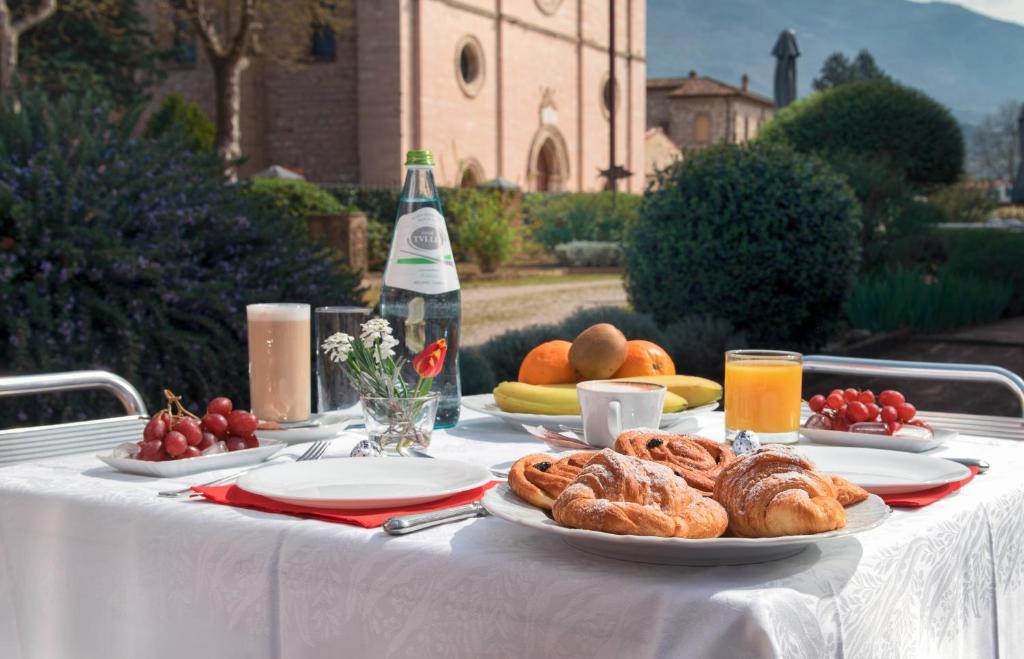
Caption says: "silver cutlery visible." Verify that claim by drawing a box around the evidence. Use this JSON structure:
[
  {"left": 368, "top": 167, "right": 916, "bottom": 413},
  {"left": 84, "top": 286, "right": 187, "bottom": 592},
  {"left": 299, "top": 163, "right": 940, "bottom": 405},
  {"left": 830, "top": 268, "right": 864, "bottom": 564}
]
[
  {"left": 383, "top": 502, "right": 488, "bottom": 535},
  {"left": 406, "top": 447, "right": 510, "bottom": 478},
  {"left": 522, "top": 424, "right": 592, "bottom": 451},
  {"left": 945, "top": 457, "right": 990, "bottom": 473},
  {"left": 157, "top": 440, "right": 330, "bottom": 498}
]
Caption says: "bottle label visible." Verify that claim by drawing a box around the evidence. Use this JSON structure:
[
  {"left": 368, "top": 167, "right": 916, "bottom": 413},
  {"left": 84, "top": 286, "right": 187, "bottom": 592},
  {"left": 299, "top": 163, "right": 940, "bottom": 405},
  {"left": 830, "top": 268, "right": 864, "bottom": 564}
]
[{"left": 383, "top": 207, "right": 460, "bottom": 295}]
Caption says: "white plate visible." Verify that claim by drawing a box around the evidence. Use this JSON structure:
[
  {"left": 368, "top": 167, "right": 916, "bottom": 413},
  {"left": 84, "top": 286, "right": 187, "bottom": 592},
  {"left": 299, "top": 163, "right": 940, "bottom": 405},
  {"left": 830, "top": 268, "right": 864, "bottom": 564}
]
[
  {"left": 800, "top": 425, "right": 955, "bottom": 453},
  {"left": 235, "top": 457, "right": 493, "bottom": 509},
  {"left": 98, "top": 439, "right": 286, "bottom": 478},
  {"left": 796, "top": 445, "right": 971, "bottom": 494},
  {"left": 462, "top": 394, "right": 720, "bottom": 432},
  {"left": 482, "top": 484, "right": 890, "bottom": 566},
  {"left": 256, "top": 412, "right": 360, "bottom": 444}
]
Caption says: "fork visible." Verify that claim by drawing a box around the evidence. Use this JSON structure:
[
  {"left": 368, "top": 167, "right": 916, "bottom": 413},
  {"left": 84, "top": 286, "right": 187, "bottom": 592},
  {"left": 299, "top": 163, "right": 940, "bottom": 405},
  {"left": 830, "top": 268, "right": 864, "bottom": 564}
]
[{"left": 157, "top": 440, "right": 330, "bottom": 498}]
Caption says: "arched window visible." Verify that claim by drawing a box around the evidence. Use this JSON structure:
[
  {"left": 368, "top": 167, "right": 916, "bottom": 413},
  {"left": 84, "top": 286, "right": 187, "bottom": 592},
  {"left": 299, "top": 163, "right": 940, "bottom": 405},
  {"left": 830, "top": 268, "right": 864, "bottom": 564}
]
[
  {"left": 458, "top": 159, "right": 484, "bottom": 188},
  {"left": 455, "top": 36, "right": 485, "bottom": 98},
  {"left": 694, "top": 113, "right": 711, "bottom": 144}
]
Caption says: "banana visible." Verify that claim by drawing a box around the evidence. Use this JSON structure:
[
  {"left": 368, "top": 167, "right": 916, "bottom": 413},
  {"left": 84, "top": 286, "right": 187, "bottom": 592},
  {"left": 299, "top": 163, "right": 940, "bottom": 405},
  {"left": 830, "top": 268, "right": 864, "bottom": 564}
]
[
  {"left": 614, "top": 375, "right": 723, "bottom": 407},
  {"left": 493, "top": 381, "right": 688, "bottom": 415}
]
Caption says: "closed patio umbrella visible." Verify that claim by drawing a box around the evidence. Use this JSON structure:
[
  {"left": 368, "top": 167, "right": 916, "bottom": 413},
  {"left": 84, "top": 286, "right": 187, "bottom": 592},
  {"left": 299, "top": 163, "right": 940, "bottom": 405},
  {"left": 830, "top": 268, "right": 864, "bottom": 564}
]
[{"left": 772, "top": 29, "right": 800, "bottom": 108}]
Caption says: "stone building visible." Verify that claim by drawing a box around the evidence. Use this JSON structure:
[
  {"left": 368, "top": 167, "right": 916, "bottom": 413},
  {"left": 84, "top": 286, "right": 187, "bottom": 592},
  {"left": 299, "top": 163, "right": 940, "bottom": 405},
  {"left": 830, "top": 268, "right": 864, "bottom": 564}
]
[
  {"left": 153, "top": 0, "right": 646, "bottom": 192},
  {"left": 646, "top": 70, "right": 774, "bottom": 154}
]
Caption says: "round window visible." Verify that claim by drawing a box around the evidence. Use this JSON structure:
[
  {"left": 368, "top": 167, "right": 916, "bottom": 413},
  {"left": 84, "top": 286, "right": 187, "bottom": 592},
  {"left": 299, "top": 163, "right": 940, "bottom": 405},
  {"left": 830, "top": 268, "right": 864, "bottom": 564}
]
[
  {"left": 535, "top": 0, "right": 563, "bottom": 14},
  {"left": 455, "top": 36, "right": 485, "bottom": 98}
]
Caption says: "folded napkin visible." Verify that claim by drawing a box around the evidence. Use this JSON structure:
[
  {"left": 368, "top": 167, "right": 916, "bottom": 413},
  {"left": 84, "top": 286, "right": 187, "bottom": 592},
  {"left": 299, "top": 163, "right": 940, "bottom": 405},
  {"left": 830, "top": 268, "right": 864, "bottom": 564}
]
[
  {"left": 194, "top": 481, "right": 500, "bottom": 528},
  {"left": 880, "top": 466, "right": 979, "bottom": 508}
]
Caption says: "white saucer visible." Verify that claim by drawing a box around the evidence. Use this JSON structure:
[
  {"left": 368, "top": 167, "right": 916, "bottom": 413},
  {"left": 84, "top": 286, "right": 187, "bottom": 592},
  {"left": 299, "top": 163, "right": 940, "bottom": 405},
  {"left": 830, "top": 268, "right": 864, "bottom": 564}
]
[
  {"left": 256, "top": 412, "right": 360, "bottom": 444},
  {"left": 235, "top": 457, "right": 493, "bottom": 509},
  {"left": 796, "top": 445, "right": 971, "bottom": 494},
  {"left": 482, "top": 484, "right": 890, "bottom": 566}
]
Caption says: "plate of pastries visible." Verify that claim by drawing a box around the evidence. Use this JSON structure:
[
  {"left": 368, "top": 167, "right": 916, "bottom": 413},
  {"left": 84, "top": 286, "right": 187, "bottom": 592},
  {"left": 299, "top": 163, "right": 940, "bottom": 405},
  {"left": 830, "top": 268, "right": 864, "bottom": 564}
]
[{"left": 482, "top": 430, "right": 890, "bottom": 566}]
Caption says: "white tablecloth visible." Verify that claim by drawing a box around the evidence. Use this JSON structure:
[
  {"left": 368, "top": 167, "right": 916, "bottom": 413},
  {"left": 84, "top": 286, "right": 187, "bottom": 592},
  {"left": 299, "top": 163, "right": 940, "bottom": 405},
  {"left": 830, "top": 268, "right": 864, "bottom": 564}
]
[{"left": 1, "top": 409, "right": 1023, "bottom": 659}]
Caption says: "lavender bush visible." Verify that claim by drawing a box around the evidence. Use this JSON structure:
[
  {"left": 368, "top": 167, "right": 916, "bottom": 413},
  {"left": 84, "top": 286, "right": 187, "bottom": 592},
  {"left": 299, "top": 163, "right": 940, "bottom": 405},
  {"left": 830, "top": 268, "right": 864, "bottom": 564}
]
[{"left": 0, "top": 93, "right": 364, "bottom": 427}]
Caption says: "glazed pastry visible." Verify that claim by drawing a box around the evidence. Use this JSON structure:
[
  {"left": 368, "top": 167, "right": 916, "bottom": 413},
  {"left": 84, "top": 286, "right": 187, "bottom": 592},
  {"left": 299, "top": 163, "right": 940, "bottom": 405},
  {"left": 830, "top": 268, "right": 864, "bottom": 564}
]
[
  {"left": 552, "top": 449, "right": 728, "bottom": 539},
  {"left": 507, "top": 452, "right": 597, "bottom": 510},
  {"left": 613, "top": 430, "right": 735, "bottom": 494},
  {"left": 713, "top": 446, "right": 846, "bottom": 538},
  {"left": 829, "top": 474, "right": 869, "bottom": 507}
]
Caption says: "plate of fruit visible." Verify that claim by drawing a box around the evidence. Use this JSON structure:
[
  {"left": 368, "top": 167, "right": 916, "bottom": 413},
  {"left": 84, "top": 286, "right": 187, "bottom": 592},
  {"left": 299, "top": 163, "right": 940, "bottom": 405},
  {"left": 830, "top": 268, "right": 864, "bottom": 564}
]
[
  {"left": 98, "top": 390, "right": 286, "bottom": 477},
  {"left": 466, "top": 324, "right": 723, "bottom": 430},
  {"left": 800, "top": 387, "right": 955, "bottom": 453}
]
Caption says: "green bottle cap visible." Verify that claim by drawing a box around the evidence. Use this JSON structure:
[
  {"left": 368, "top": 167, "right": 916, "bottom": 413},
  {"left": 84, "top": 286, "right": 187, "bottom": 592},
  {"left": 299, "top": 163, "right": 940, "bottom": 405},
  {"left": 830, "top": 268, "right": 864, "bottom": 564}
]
[{"left": 405, "top": 150, "right": 434, "bottom": 166}]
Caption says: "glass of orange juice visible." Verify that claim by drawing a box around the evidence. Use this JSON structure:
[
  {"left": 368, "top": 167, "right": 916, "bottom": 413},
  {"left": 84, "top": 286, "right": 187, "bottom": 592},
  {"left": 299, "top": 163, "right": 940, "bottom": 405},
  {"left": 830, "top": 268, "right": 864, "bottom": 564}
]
[{"left": 725, "top": 350, "right": 803, "bottom": 444}]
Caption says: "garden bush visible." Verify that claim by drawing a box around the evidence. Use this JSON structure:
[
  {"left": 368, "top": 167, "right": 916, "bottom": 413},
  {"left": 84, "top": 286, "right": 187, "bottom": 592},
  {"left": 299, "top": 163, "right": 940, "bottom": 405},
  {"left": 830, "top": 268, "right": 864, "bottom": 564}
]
[
  {"left": 461, "top": 306, "right": 747, "bottom": 394},
  {"left": 0, "top": 92, "right": 364, "bottom": 427},
  {"left": 928, "top": 183, "right": 996, "bottom": 224},
  {"left": 245, "top": 177, "right": 345, "bottom": 224},
  {"left": 759, "top": 79, "right": 963, "bottom": 188},
  {"left": 846, "top": 270, "right": 1011, "bottom": 332},
  {"left": 327, "top": 184, "right": 400, "bottom": 224},
  {"left": 626, "top": 142, "right": 861, "bottom": 350},
  {"left": 144, "top": 94, "right": 216, "bottom": 153},
  {"left": 941, "top": 228, "right": 1024, "bottom": 315},
  {"left": 443, "top": 188, "right": 517, "bottom": 272},
  {"left": 523, "top": 191, "right": 641, "bottom": 249},
  {"left": 553, "top": 241, "right": 622, "bottom": 267},
  {"left": 366, "top": 219, "right": 392, "bottom": 270}
]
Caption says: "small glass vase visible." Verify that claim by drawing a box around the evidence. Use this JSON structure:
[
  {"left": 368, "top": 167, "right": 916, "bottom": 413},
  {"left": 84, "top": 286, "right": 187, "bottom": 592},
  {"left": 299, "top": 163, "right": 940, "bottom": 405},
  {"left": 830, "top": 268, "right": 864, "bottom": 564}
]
[{"left": 360, "top": 394, "right": 440, "bottom": 456}]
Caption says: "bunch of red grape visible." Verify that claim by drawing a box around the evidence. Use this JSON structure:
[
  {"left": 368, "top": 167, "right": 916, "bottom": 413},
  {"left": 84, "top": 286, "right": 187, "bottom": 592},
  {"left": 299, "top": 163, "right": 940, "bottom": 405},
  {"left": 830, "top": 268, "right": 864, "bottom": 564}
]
[
  {"left": 135, "top": 391, "right": 260, "bottom": 461},
  {"left": 805, "top": 388, "right": 930, "bottom": 436}
]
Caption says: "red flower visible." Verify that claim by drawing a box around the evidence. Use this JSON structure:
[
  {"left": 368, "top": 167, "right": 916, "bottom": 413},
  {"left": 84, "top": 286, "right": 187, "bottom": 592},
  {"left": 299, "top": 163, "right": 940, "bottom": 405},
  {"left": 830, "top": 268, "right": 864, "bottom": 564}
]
[{"left": 412, "top": 339, "right": 447, "bottom": 378}]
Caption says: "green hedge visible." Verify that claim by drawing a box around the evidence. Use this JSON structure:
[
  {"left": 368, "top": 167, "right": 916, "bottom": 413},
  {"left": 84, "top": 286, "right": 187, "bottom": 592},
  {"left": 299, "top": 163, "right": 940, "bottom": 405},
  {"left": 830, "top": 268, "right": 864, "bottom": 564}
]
[
  {"left": 523, "top": 191, "right": 641, "bottom": 249},
  {"left": 144, "top": 94, "right": 215, "bottom": 154},
  {"left": 941, "top": 228, "right": 1024, "bottom": 315},
  {"left": 246, "top": 178, "right": 345, "bottom": 223},
  {"left": 626, "top": 142, "right": 861, "bottom": 350},
  {"left": 759, "top": 79, "right": 963, "bottom": 188}
]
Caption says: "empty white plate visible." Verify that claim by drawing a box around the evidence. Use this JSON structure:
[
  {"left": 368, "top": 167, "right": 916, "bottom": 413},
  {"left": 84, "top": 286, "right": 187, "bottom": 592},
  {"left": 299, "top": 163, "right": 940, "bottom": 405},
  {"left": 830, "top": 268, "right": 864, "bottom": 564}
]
[
  {"left": 235, "top": 457, "right": 493, "bottom": 509},
  {"left": 797, "top": 445, "right": 971, "bottom": 494},
  {"left": 800, "top": 426, "right": 955, "bottom": 453}
]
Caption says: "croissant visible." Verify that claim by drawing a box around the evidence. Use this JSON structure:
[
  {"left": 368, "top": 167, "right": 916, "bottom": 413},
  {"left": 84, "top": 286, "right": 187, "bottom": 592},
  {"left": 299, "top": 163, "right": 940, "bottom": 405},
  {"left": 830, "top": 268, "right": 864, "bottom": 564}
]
[
  {"left": 713, "top": 446, "right": 846, "bottom": 538},
  {"left": 552, "top": 449, "right": 728, "bottom": 539},
  {"left": 613, "top": 430, "right": 735, "bottom": 494},
  {"left": 508, "top": 451, "right": 597, "bottom": 510},
  {"left": 830, "top": 474, "right": 869, "bottom": 507}
]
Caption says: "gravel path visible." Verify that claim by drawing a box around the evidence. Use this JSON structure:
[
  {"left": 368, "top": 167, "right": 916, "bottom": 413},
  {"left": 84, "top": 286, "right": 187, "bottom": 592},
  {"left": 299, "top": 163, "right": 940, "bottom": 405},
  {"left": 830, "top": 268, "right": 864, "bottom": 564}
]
[{"left": 462, "top": 277, "right": 627, "bottom": 345}]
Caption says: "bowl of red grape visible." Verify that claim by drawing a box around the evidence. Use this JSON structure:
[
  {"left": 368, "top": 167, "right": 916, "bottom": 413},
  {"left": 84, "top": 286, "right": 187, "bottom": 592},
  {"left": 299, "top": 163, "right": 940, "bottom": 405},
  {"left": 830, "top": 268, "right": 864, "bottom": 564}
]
[
  {"left": 98, "top": 390, "right": 286, "bottom": 477},
  {"left": 800, "top": 388, "right": 956, "bottom": 453}
]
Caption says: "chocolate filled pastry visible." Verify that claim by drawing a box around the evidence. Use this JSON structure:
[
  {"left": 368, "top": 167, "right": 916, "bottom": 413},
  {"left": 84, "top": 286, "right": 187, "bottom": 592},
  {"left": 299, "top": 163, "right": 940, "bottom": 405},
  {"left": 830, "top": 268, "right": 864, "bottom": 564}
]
[
  {"left": 613, "top": 430, "right": 735, "bottom": 494},
  {"left": 829, "top": 474, "right": 869, "bottom": 507},
  {"left": 552, "top": 449, "right": 728, "bottom": 539},
  {"left": 507, "top": 452, "right": 597, "bottom": 510},
  {"left": 713, "top": 446, "right": 846, "bottom": 538}
]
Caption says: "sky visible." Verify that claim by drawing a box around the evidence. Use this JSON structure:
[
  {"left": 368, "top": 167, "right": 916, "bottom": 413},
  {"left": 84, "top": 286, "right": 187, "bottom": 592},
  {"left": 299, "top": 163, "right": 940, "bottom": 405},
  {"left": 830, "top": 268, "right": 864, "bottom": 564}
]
[{"left": 910, "top": 0, "right": 1024, "bottom": 26}]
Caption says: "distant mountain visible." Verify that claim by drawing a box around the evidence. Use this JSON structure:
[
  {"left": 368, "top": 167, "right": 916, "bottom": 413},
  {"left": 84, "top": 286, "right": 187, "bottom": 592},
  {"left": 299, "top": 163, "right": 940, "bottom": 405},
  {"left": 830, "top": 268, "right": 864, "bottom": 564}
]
[{"left": 646, "top": 0, "right": 1024, "bottom": 123}]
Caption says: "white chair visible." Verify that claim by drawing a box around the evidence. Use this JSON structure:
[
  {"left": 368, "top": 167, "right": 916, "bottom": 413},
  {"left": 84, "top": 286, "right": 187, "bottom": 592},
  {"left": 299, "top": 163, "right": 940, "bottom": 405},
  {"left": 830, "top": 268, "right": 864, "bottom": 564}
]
[{"left": 0, "top": 371, "right": 148, "bottom": 466}]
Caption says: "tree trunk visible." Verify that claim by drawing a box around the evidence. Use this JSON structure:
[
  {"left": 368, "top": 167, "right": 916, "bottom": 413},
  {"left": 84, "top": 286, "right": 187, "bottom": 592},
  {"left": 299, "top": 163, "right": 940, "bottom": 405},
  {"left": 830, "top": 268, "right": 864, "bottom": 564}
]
[
  {"left": 0, "top": 30, "right": 15, "bottom": 99},
  {"left": 212, "top": 54, "right": 249, "bottom": 179}
]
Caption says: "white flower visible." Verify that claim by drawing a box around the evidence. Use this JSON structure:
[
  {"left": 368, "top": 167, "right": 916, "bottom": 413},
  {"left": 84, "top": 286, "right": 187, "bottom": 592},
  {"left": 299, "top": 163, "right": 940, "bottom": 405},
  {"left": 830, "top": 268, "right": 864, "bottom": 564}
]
[
  {"left": 370, "top": 333, "right": 399, "bottom": 363},
  {"left": 321, "top": 332, "right": 353, "bottom": 363},
  {"left": 360, "top": 318, "right": 393, "bottom": 342}
]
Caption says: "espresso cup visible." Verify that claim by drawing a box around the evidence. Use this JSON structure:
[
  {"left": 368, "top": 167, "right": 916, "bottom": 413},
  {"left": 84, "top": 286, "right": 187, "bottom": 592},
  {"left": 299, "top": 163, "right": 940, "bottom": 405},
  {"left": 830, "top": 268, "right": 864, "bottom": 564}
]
[{"left": 577, "top": 380, "right": 666, "bottom": 448}]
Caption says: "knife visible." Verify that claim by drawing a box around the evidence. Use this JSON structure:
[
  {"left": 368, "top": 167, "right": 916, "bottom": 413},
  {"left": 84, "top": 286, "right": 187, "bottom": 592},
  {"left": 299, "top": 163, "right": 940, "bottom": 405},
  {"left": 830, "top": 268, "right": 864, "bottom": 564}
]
[
  {"left": 944, "top": 457, "right": 990, "bottom": 473},
  {"left": 383, "top": 502, "right": 488, "bottom": 535}
]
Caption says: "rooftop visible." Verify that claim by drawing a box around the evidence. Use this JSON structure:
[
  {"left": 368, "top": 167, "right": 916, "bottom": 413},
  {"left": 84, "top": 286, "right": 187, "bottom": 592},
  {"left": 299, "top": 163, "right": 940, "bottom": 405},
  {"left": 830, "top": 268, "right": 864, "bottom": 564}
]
[{"left": 649, "top": 71, "right": 775, "bottom": 107}]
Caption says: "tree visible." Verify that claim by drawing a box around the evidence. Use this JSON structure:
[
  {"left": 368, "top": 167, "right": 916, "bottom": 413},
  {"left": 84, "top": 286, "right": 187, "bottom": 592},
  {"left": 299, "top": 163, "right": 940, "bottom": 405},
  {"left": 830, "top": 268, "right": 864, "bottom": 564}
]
[
  {"left": 166, "top": 1, "right": 346, "bottom": 176},
  {"left": 812, "top": 49, "right": 889, "bottom": 91},
  {"left": 968, "top": 100, "right": 1021, "bottom": 182},
  {"left": 18, "top": 0, "right": 166, "bottom": 107},
  {"left": 0, "top": 0, "right": 57, "bottom": 97}
]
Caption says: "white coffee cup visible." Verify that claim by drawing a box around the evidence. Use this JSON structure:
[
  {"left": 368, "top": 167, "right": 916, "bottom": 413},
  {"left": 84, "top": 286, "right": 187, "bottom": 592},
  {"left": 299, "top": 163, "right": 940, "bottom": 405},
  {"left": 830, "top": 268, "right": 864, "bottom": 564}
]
[{"left": 577, "top": 380, "right": 666, "bottom": 448}]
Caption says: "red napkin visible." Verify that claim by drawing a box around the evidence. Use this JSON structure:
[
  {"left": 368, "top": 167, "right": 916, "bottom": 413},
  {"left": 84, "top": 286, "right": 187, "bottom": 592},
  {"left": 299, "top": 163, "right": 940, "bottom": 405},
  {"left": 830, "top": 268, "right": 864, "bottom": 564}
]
[
  {"left": 880, "top": 466, "right": 979, "bottom": 508},
  {"left": 193, "top": 481, "right": 500, "bottom": 528}
]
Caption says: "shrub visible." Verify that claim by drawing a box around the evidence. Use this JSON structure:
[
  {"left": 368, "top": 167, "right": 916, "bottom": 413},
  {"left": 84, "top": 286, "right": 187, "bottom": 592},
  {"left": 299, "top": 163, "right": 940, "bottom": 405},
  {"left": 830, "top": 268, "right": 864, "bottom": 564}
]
[
  {"left": 928, "top": 183, "right": 997, "bottom": 224},
  {"left": 626, "top": 142, "right": 861, "bottom": 350},
  {"left": 144, "top": 94, "right": 216, "bottom": 153},
  {"left": 558, "top": 306, "right": 663, "bottom": 341},
  {"left": 941, "top": 228, "right": 1024, "bottom": 315},
  {"left": 524, "top": 191, "right": 641, "bottom": 249},
  {"left": 246, "top": 178, "right": 344, "bottom": 223},
  {"left": 0, "top": 92, "right": 364, "bottom": 427},
  {"left": 846, "top": 270, "right": 1011, "bottom": 332},
  {"left": 459, "top": 347, "right": 496, "bottom": 397},
  {"left": 444, "top": 189, "right": 517, "bottom": 272},
  {"left": 366, "top": 219, "right": 392, "bottom": 271},
  {"left": 759, "top": 79, "right": 963, "bottom": 188},
  {"left": 553, "top": 241, "right": 622, "bottom": 267},
  {"left": 327, "top": 185, "right": 400, "bottom": 224}
]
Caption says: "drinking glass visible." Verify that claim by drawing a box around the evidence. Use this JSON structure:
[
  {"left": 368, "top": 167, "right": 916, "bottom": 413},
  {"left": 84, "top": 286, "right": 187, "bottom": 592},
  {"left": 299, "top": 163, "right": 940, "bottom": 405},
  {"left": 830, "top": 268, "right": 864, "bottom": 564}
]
[
  {"left": 361, "top": 394, "right": 439, "bottom": 456},
  {"left": 315, "top": 306, "right": 370, "bottom": 412},
  {"left": 247, "top": 303, "right": 311, "bottom": 423},
  {"left": 724, "top": 350, "right": 803, "bottom": 444}
]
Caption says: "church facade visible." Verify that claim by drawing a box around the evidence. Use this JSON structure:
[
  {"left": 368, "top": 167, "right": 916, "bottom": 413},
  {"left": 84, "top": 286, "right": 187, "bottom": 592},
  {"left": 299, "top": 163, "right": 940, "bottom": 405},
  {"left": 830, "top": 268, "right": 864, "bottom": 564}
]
[{"left": 154, "top": 0, "right": 646, "bottom": 192}]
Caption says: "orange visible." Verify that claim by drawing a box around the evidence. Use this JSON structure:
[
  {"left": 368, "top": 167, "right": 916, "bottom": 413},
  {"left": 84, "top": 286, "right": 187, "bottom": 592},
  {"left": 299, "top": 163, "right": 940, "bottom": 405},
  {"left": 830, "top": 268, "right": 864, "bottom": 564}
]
[
  {"left": 611, "top": 340, "right": 676, "bottom": 378},
  {"left": 518, "top": 340, "right": 581, "bottom": 385}
]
